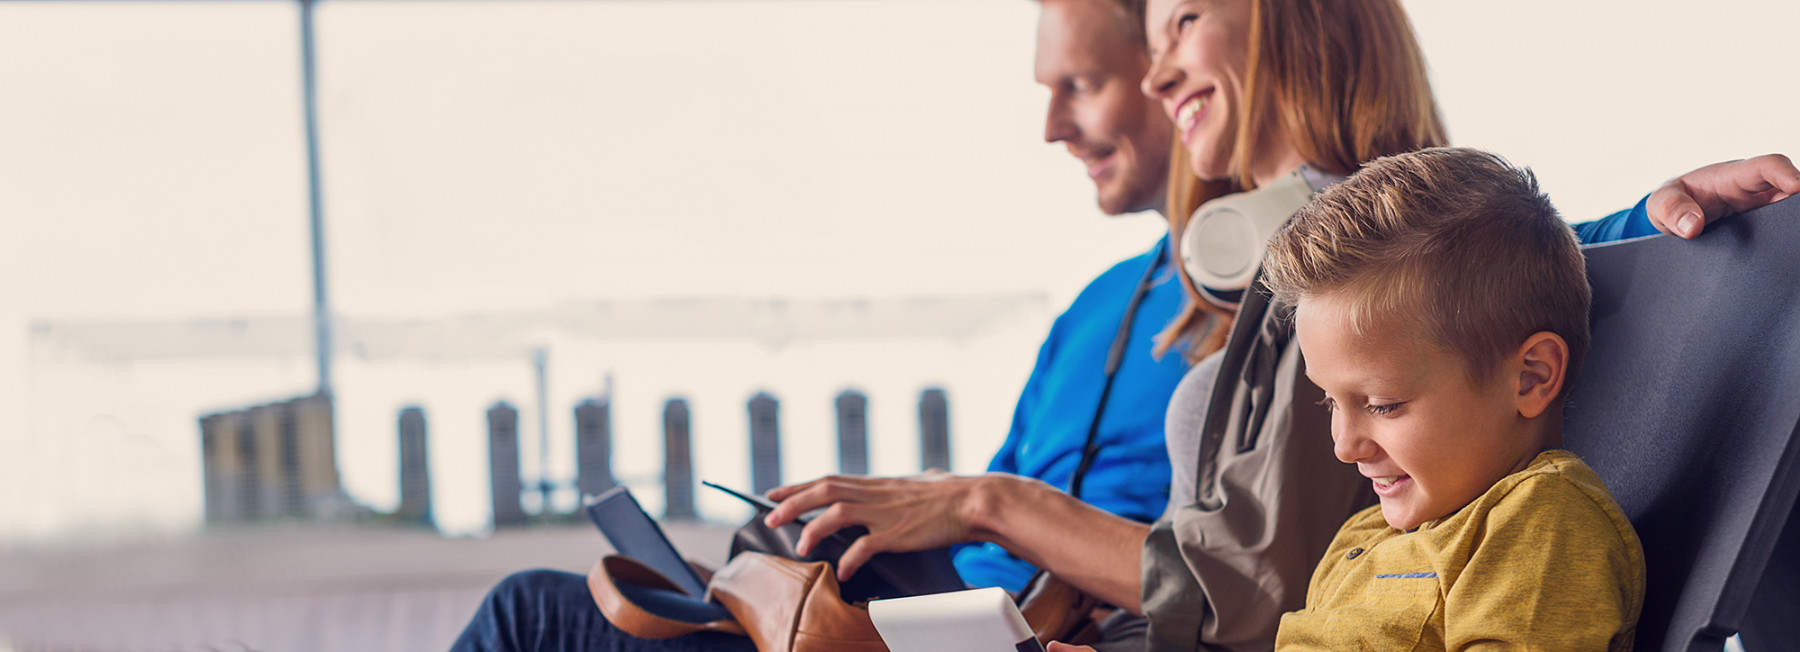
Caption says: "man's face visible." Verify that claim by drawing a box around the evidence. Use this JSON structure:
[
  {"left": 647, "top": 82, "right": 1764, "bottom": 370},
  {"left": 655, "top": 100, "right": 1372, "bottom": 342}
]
[
  {"left": 1297, "top": 292, "right": 1544, "bottom": 531},
  {"left": 1035, "top": 0, "right": 1173, "bottom": 216}
]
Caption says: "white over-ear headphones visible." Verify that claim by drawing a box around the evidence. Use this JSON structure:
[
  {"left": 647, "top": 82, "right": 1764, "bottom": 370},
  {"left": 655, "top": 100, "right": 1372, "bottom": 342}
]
[{"left": 1180, "top": 168, "right": 1317, "bottom": 309}]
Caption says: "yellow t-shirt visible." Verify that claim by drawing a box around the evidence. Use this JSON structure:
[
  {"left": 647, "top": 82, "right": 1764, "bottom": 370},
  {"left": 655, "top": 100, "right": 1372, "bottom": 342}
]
[{"left": 1275, "top": 449, "right": 1645, "bottom": 651}]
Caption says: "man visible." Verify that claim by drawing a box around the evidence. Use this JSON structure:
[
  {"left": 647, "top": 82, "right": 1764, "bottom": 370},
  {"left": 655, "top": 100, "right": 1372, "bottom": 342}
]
[
  {"left": 949, "top": 0, "right": 1191, "bottom": 593},
  {"left": 452, "top": 3, "right": 1196, "bottom": 649}
]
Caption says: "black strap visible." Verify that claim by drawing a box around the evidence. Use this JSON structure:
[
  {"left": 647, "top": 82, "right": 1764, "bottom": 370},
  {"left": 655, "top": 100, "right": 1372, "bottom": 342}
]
[
  {"left": 1068, "top": 239, "right": 1166, "bottom": 499},
  {"left": 1192, "top": 273, "right": 1278, "bottom": 508}
]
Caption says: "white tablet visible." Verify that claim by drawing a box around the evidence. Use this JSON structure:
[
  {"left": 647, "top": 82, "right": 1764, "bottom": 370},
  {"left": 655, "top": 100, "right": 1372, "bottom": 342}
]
[{"left": 868, "top": 587, "right": 1045, "bottom": 652}]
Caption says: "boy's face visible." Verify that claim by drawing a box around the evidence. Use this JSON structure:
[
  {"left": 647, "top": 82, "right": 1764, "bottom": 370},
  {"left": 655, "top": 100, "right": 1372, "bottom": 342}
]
[{"left": 1297, "top": 292, "right": 1544, "bottom": 531}]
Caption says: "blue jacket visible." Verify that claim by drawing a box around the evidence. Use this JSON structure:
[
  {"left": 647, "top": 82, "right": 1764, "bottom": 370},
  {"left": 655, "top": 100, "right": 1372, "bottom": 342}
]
[
  {"left": 953, "top": 236, "right": 1190, "bottom": 591},
  {"left": 953, "top": 200, "right": 1655, "bottom": 592}
]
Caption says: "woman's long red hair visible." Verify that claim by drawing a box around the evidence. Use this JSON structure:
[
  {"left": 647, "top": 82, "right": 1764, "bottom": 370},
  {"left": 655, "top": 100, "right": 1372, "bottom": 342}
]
[{"left": 1153, "top": 0, "right": 1449, "bottom": 362}]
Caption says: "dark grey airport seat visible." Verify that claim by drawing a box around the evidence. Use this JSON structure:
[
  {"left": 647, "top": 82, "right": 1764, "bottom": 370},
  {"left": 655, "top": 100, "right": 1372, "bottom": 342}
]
[{"left": 1565, "top": 196, "right": 1800, "bottom": 652}]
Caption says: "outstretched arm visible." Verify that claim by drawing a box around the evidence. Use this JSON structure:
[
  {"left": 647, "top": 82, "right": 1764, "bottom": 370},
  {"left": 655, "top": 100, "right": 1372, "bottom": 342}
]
[
  {"left": 1648, "top": 154, "right": 1799, "bottom": 238},
  {"left": 763, "top": 472, "right": 1151, "bottom": 611}
]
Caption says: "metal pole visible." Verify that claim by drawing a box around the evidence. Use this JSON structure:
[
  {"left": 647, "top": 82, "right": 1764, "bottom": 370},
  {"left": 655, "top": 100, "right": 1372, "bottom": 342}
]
[
  {"left": 835, "top": 390, "right": 868, "bottom": 475},
  {"left": 748, "top": 392, "right": 781, "bottom": 494},
  {"left": 663, "top": 398, "right": 696, "bottom": 520},
  {"left": 488, "top": 401, "right": 525, "bottom": 527},
  {"left": 919, "top": 388, "right": 950, "bottom": 472},
  {"left": 300, "top": 0, "right": 332, "bottom": 395},
  {"left": 533, "top": 348, "right": 551, "bottom": 512}
]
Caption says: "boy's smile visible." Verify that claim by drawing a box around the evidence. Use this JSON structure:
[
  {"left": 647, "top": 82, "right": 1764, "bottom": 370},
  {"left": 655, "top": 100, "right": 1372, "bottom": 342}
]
[{"left": 1296, "top": 291, "right": 1554, "bottom": 531}]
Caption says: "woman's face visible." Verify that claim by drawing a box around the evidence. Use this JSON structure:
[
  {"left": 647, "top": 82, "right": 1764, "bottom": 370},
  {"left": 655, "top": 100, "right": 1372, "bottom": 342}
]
[{"left": 1141, "top": 0, "right": 1254, "bottom": 182}]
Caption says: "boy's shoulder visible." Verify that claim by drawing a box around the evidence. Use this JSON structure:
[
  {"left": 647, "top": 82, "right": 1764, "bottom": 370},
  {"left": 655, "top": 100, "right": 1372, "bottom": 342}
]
[
  {"left": 1472, "top": 450, "right": 1621, "bottom": 517},
  {"left": 1441, "top": 450, "right": 1641, "bottom": 560}
]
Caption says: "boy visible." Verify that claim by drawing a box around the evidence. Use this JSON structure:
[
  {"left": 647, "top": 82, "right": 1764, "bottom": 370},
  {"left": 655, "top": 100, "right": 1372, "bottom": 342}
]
[{"left": 1261, "top": 147, "right": 1646, "bottom": 650}]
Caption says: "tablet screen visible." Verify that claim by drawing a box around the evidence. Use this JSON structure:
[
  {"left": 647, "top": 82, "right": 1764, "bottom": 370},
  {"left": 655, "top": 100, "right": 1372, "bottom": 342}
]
[{"left": 584, "top": 487, "right": 709, "bottom": 598}]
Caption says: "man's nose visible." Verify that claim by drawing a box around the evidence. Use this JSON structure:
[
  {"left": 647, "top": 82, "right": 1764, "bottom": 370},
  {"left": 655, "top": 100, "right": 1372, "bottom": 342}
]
[{"left": 1044, "top": 98, "right": 1078, "bottom": 144}]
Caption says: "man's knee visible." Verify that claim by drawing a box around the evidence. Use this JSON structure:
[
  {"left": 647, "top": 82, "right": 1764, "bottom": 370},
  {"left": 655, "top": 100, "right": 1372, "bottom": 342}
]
[{"left": 488, "top": 569, "right": 587, "bottom": 607}]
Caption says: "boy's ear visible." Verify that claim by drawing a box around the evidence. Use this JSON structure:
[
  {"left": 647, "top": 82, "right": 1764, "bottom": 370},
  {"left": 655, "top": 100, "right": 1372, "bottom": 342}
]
[{"left": 1513, "top": 332, "right": 1569, "bottom": 419}]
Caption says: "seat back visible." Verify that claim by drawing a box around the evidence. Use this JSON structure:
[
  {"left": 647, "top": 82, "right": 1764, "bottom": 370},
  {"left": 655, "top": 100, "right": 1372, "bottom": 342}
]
[{"left": 1564, "top": 196, "right": 1800, "bottom": 652}]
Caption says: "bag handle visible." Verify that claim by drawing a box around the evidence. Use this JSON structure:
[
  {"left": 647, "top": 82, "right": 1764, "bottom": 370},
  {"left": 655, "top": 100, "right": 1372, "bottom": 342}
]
[
  {"left": 1017, "top": 571, "right": 1104, "bottom": 646},
  {"left": 586, "top": 555, "right": 747, "bottom": 639}
]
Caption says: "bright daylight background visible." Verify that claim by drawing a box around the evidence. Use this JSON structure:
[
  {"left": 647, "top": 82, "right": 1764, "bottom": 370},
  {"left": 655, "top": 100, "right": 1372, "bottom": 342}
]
[
  {"left": 2, "top": 0, "right": 1798, "bottom": 547},
  {"left": 3, "top": 1, "right": 1797, "bottom": 650}
]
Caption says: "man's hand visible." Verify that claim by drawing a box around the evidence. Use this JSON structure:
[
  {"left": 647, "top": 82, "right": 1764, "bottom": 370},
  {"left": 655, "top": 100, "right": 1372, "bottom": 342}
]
[
  {"left": 1650, "top": 154, "right": 1800, "bottom": 238},
  {"left": 763, "top": 472, "right": 989, "bottom": 582},
  {"left": 1046, "top": 642, "right": 1098, "bottom": 652}
]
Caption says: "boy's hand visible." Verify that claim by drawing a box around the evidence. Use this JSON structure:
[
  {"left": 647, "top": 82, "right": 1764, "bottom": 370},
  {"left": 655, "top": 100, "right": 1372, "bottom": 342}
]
[
  {"left": 1650, "top": 154, "right": 1799, "bottom": 238},
  {"left": 1046, "top": 643, "right": 1098, "bottom": 652}
]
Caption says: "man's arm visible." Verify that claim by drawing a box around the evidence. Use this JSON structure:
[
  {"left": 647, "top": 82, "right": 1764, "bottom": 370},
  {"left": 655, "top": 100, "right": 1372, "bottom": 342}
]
[
  {"left": 763, "top": 472, "right": 1151, "bottom": 611},
  {"left": 1583, "top": 154, "right": 1800, "bottom": 242}
]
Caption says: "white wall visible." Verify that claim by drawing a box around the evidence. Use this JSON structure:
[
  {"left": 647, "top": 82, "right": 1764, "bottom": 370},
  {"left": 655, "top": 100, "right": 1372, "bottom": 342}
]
[{"left": 2, "top": 0, "right": 1796, "bottom": 545}]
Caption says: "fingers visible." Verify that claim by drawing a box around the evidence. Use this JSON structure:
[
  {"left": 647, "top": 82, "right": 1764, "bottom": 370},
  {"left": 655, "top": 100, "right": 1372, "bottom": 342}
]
[
  {"left": 764, "top": 476, "right": 825, "bottom": 502},
  {"left": 1651, "top": 153, "right": 1800, "bottom": 239},
  {"left": 1046, "top": 643, "right": 1098, "bottom": 652},
  {"left": 764, "top": 476, "right": 859, "bottom": 528},
  {"left": 1741, "top": 153, "right": 1800, "bottom": 200},
  {"left": 1649, "top": 179, "right": 1707, "bottom": 239},
  {"left": 795, "top": 502, "right": 862, "bottom": 558},
  {"left": 835, "top": 531, "right": 882, "bottom": 582}
]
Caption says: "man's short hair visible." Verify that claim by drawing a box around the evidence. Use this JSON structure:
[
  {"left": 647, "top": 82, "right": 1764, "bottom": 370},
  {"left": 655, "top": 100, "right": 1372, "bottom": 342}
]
[
  {"left": 1263, "top": 147, "right": 1591, "bottom": 391},
  {"left": 1038, "top": 0, "right": 1147, "bottom": 47}
]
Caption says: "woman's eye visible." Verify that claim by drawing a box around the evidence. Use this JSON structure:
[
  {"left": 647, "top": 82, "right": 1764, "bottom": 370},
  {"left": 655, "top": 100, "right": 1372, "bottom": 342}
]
[
  {"left": 1176, "top": 13, "right": 1199, "bottom": 31},
  {"left": 1314, "top": 396, "right": 1338, "bottom": 412}
]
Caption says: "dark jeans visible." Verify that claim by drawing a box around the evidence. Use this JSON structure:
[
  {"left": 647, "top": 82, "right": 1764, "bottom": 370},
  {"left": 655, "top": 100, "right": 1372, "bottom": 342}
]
[{"left": 450, "top": 569, "right": 757, "bottom": 652}]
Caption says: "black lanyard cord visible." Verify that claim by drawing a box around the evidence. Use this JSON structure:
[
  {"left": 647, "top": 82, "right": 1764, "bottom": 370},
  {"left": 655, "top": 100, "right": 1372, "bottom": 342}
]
[{"left": 1068, "top": 238, "right": 1165, "bottom": 499}]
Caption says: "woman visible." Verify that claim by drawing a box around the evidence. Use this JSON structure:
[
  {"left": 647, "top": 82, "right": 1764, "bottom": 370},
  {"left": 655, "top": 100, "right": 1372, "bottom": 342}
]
[{"left": 1126, "top": 2, "right": 1450, "bottom": 648}]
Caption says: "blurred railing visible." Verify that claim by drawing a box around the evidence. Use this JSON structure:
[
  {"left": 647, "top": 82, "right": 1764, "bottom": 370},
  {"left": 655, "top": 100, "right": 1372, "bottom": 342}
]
[
  {"left": 198, "top": 393, "right": 344, "bottom": 524},
  {"left": 200, "top": 388, "right": 953, "bottom": 530},
  {"left": 469, "top": 388, "right": 952, "bottom": 527}
]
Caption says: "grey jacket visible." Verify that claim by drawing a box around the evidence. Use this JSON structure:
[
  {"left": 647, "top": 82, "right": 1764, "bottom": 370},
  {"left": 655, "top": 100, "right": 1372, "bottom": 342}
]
[{"left": 1139, "top": 283, "right": 1376, "bottom": 652}]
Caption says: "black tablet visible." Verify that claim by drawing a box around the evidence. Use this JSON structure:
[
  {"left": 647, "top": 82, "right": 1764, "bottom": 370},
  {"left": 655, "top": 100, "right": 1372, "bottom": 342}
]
[{"left": 584, "top": 487, "right": 709, "bottom": 598}]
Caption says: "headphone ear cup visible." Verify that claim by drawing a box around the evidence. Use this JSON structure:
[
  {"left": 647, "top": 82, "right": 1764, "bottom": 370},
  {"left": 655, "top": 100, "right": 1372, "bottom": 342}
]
[
  {"left": 1179, "top": 170, "right": 1318, "bottom": 308},
  {"left": 1183, "top": 205, "right": 1262, "bottom": 309}
]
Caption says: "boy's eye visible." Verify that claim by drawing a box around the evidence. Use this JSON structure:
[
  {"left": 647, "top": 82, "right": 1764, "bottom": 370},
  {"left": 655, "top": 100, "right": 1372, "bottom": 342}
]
[
  {"left": 1316, "top": 396, "right": 1404, "bottom": 416},
  {"left": 1365, "top": 402, "right": 1404, "bottom": 416}
]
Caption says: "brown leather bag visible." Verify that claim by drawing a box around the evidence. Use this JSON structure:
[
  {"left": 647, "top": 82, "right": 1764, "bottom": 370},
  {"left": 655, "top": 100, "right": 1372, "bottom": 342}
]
[
  {"left": 587, "top": 551, "right": 886, "bottom": 651},
  {"left": 1016, "top": 571, "right": 1103, "bottom": 646},
  {"left": 589, "top": 552, "right": 1102, "bottom": 650},
  {"left": 709, "top": 552, "right": 889, "bottom": 651}
]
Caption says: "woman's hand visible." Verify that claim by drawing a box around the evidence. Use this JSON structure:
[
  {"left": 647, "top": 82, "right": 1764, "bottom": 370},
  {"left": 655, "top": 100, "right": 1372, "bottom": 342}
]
[
  {"left": 1650, "top": 154, "right": 1800, "bottom": 238},
  {"left": 1046, "top": 642, "right": 1098, "bottom": 652},
  {"left": 762, "top": 472, "right": 992, "bottom": 582}
]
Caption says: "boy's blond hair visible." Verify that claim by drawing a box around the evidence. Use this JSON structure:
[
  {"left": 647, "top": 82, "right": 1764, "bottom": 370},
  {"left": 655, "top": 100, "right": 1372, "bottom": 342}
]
[{"left": 1263, "top": 147, "right": 1591, "bottom": 392}]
